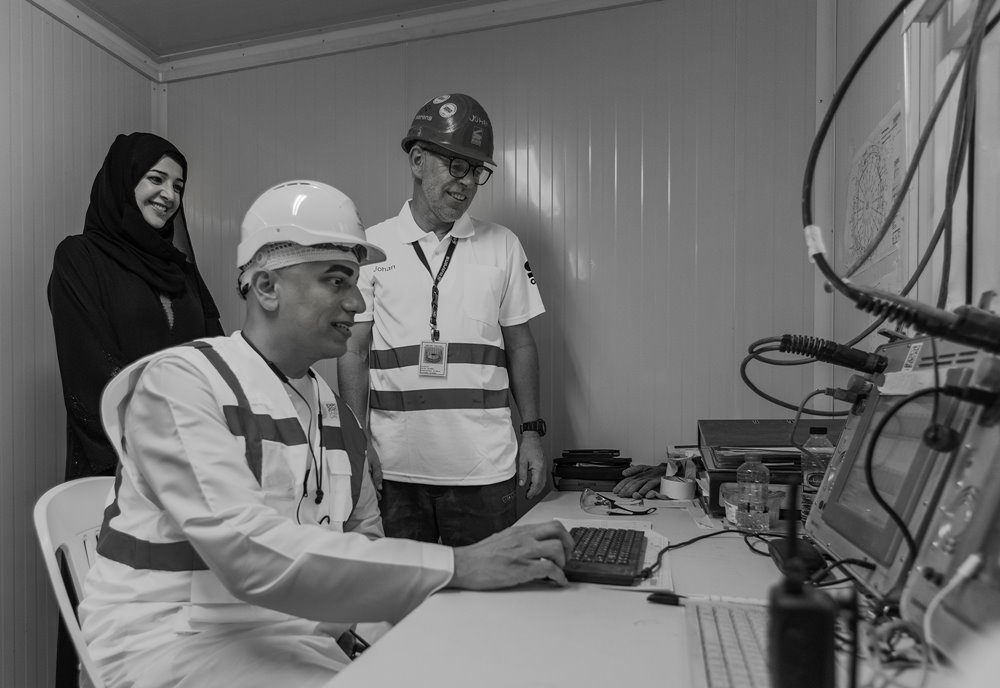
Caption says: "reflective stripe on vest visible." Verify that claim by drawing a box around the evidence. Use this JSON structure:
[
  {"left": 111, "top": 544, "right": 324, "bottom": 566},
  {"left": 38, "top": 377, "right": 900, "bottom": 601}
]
[
  {"left": 97, "top": 340, "right": 368, "bottom": 571},
  {"left": 98, "top": 468, "right": 209, "bottom": 571},
  {"left": 370, "top": 387, "right": 510, "bottom": 412},
  {"left": 369, "top": 343, "right": 506, "bottom": 369}
]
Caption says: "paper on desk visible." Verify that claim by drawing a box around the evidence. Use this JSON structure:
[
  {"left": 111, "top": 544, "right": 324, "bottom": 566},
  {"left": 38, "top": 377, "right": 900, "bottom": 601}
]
[{"left": 556, "top": 518, "right": 674, "bottom": 592}]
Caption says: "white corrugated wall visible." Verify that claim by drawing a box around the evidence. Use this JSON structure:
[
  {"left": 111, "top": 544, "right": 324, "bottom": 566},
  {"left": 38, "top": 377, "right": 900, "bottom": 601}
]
[
  {"left": 168, "top": 0, "right": 819, "bottom": 466},
  {"left": 0, "top": 0, "right": 154, "bottom": 685}
]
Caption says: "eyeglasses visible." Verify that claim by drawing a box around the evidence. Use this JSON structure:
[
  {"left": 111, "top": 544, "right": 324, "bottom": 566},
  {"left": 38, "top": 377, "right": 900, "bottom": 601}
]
[
  {"left": 420, "top": 146, "right": 493, "bottom": 185},
  {"left": 579, "top": 488, "right": 657, "bottom": 516}
]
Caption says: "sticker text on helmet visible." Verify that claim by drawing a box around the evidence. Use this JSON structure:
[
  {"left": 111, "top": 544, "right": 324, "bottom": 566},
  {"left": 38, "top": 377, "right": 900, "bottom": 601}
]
[
  {"left": 471, "top": 128, "right": 483, "bottom": 147},
  {"left": 432, "top": 95, "right": 451, "bottom": 104},
  {"left": 470, "top": 114, "right": 489, "bottom": 126},
  {"left": 439, "top": 103, "right": 458, "bottom": 118}
]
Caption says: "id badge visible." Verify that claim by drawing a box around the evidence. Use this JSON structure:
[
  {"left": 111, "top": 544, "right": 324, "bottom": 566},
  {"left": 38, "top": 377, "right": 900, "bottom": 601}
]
[{"left": 418, "top": 341, "right": 448, "bottom": 377}]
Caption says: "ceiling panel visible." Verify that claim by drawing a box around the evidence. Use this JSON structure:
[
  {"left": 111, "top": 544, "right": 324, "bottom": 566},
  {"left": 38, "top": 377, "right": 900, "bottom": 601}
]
[{"left": 63, "top": 0, "right": 499, "bottom": 58}]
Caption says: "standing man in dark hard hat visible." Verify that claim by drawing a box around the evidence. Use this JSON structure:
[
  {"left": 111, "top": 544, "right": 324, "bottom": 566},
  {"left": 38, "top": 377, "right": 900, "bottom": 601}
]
[{"left": 338, "top": 93, "right": 548, "bottom": 546}]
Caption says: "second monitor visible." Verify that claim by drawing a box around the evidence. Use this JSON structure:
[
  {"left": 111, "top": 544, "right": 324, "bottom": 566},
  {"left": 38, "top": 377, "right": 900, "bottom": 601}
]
[{"left": 804, "top": 336, "right": 983, "bottom": 602}]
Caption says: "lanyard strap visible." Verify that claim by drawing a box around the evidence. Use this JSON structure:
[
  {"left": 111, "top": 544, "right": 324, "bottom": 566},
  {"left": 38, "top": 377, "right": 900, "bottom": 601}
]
[{"left": 411, "top": 237, "right": 458, "bottom": 342}]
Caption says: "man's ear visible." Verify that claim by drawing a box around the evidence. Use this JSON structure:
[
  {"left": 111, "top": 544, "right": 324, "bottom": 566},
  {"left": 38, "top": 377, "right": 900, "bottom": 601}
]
[
  {"left": 248, "top": 269, "right": 280, "bottom": 312},
  {"left": 408, "top": 145, "right": 426, "bottom": 180}
]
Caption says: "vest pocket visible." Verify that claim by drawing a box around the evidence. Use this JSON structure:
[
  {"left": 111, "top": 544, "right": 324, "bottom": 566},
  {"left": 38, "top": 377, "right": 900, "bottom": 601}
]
[
  {"left": 261, "top": 447, "right": 300, "bottom": 512},
  {"left": 323, "top": 450, "right": 355, "bottom": 525}
]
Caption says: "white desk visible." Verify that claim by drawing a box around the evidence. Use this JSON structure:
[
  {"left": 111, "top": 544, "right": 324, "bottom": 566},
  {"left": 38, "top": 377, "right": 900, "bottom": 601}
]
[{"left": 332, "top": 491, "right": 783, "bottom": 687}]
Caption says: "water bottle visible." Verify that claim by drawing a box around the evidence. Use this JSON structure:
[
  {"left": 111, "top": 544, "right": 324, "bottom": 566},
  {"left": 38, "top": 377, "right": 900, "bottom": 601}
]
[
  {"left": 800, "top": 426, "right": 836, "bottom": 526},
  {"left": 735, "top": 453, "right": 771, "bottom": 533}
]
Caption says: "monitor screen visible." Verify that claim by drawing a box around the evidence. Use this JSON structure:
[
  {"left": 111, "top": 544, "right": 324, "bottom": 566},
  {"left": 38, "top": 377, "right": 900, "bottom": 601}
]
[{"left": 819, "top": 395, "right": 936, "bottom": 566}]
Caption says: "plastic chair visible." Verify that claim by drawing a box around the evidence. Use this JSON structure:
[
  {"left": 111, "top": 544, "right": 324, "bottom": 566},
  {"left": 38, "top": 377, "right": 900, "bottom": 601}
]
[{"left": 34, "top": 476, "right": 114, "bottom": 688}]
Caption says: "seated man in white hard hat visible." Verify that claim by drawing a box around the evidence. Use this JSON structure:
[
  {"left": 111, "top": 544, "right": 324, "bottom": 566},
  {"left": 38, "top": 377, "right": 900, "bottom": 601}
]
[{"left": 78, "top": 180, "right": 574, "bottom": 688}]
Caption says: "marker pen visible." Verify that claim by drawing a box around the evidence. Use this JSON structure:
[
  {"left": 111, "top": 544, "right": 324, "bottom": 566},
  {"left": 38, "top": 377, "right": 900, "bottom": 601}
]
[{"left": 647, "top": 592, "right": 768, "bottom": 607}]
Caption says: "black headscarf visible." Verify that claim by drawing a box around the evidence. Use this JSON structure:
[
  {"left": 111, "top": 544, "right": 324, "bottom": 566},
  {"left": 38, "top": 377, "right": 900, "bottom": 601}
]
[{"left": 83, "top": 132, "right": 195, "bottom": 296}]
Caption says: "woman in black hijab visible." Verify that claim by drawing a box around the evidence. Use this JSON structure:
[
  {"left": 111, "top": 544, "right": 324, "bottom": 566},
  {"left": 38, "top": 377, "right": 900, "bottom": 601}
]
[{"left": 48, "top": 132, "right": 223, "bottom": 481}]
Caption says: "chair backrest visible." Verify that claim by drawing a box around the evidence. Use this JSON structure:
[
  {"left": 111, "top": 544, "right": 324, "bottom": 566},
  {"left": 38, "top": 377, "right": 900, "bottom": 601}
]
[{"left": 34, "top": 476, "right": 114, "bottom": 688}]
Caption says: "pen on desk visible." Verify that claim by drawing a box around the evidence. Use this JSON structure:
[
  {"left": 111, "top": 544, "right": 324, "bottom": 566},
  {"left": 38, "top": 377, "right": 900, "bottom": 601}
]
[{"left": 646, "top": 592, "right": 768, "bottom": 607}]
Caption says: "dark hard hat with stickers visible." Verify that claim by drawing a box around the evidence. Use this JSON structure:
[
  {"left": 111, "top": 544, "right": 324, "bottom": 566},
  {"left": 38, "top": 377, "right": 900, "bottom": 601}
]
[{"left": 401, "top": 93, "right": 495, "bottom": 166}]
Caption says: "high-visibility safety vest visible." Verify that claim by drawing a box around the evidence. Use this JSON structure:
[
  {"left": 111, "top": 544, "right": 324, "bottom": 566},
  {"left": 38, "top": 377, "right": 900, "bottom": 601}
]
[{"left": 94, "top": 333, "right": 368, "bottom": 626}]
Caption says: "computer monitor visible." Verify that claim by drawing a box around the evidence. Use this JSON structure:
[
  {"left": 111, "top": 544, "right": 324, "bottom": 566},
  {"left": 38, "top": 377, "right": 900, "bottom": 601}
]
[{"left": 805, "top": 336, "right": 980, "bottom": 601}]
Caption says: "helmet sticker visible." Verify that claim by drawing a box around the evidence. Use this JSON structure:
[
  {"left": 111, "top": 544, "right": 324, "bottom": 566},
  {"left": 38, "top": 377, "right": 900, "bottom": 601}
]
[
  {"left": 471, "top": 127, "right": 483, "bottom": 147},
  {"left": 439, "top": 103, "right": 458, "bottom": 118},
  {"left": 432, "top": 95, "right": 451, "bottom": 104}
]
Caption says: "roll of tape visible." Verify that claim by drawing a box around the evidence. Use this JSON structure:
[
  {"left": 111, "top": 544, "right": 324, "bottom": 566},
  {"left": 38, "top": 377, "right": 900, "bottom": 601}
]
[{"left": 660, "top": 475, "right": 696, "bottom": 500}]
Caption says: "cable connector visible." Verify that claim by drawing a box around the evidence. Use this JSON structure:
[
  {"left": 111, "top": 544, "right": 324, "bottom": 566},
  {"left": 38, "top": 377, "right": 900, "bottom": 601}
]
[
  {"left": 854, "top": 286, "right": 1000, "bottom": 355},
  {"left": 956, "top": 553, "right": 983, "bottom": 579},
  {"left": 780, "top": 334, "right": 888, "bottom": 375},
  {"left": 823, "top": 387, "right": 861, "bottom": 404}
]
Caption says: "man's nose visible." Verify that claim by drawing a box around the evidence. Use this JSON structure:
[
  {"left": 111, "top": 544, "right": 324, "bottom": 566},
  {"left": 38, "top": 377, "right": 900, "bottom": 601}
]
[{"left": 343, "top": 285, "right": 365, "bottom": 313}]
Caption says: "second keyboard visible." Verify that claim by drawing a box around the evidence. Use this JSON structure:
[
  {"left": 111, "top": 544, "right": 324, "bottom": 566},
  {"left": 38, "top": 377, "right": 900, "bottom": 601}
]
[{"left": 564, "top": 526, "right": 647, "bottom": 586}]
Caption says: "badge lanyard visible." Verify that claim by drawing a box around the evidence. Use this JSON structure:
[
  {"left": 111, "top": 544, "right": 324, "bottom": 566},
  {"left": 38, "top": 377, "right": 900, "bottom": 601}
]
[
  {"left": 411, "top": 237, "right": 458, "bottom": 342},
  {"left": 412, "top": 238, "right": 458, "bottom": 377}
]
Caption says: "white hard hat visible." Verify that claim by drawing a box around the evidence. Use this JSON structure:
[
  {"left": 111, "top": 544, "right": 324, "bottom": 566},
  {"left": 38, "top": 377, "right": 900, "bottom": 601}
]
[{"left": 237, "top": 180, "right": 386, "bottom": 268}]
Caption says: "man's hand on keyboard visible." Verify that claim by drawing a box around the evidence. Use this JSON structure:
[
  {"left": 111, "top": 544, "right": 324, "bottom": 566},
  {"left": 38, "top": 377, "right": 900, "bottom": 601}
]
[
  {"left": 613, "top": 461, "right": 680, "bottom": 498},
  {"left": 449, "top": 521, "right": 575, "bottom": 590}
]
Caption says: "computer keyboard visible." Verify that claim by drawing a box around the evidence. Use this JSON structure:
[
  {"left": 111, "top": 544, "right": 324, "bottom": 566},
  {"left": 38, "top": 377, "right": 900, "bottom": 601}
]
[
  {"left": 564, "top": 526, "right": 647, "bottom": 586},
  {"left": 686, "top": 599, "right": 771, "bottom": 688}
]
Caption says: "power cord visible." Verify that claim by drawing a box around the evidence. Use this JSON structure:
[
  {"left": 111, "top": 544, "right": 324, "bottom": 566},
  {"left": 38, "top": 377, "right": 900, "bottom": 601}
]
[
  {"left": 641, "top": 528, "right": 766, "bottom": 579},
  {"left": 808, "top": 557, "right": 876, "bottom": 585},
  {"left": 922, "top": 553, "right": 982, "bottom": 666},
  {"left": 740, "top": 337, "right": 858, "bottom": 415}
]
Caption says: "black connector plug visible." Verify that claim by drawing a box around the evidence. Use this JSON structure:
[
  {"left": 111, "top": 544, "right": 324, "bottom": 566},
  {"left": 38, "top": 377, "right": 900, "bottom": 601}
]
[{"left": 780, "top": 334, "right": 888, "bottom": 375}]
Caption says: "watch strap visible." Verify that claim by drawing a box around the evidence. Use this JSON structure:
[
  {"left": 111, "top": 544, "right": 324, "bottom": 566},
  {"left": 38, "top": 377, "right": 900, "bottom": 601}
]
[{"left": 520, "top": 419, "right": 547, "bottom": 437}]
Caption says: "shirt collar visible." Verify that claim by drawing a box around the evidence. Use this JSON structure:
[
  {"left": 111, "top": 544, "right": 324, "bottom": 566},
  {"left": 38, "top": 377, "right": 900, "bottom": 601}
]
[{"left": 397, "top": 200, "right": 475, "bottom": 243}]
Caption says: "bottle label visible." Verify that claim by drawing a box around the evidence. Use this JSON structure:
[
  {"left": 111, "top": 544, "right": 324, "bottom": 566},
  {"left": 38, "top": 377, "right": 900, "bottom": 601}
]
[{"left": 804, "top": 472, "right": 825, "bottom": 490}]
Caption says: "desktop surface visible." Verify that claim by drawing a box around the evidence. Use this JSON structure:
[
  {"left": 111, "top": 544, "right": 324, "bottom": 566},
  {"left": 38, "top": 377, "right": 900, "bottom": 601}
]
[{"left": 331, "top": 491, "right": 783, "bottom": 687}]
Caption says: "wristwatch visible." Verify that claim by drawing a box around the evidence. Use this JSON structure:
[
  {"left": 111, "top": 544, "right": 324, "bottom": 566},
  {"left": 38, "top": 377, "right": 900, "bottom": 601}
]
[{"left": 519, "top": 419, "right": 547, "bottom": 437}]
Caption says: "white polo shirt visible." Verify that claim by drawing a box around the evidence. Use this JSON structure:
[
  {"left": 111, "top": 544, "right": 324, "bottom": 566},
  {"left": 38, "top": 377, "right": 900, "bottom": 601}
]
[{"left": 358, "top": 202, "right": 545, "bottom": 485}]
